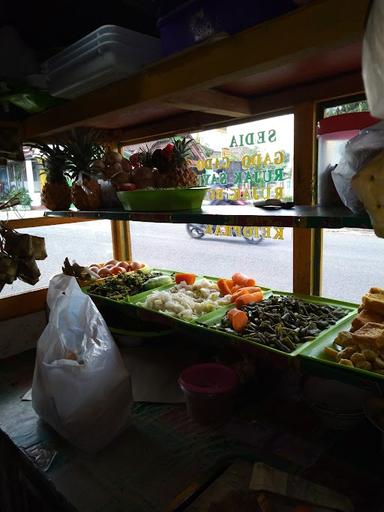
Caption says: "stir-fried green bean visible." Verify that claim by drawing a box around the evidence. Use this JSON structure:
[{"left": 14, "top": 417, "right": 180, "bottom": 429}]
[{"left": 216, "top": 295, "right": 347, "bottom": 353}]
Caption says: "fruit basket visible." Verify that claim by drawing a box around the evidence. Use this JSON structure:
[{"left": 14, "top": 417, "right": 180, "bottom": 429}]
[
  {"left": 117, "top": 186, "right": 209, "bottom": 212},
  {"left": 116, "top": 137, "right": 209, "bottom": 211}
]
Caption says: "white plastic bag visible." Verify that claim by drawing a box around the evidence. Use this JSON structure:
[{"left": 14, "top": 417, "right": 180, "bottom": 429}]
[
  {"left": 332, "top": 121, "right": 384, "bottom": 212},
  {"left": 32, "top": 275, "right": 132, "bottom": 453},
  {"left": 363, "top": 0, "right": 384, "bottom": 118}
]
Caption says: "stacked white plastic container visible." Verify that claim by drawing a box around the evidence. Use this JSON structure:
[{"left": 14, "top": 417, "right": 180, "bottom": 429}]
[{"left": 42, "top": 25, "right": 161, "bottom": 99}]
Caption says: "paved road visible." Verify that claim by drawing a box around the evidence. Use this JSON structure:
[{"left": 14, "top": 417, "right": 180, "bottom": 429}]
[{"left": 4, "top": 221, "right": 384, "bottom": 303}]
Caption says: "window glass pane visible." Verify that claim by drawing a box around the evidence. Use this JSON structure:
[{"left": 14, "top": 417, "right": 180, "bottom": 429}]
[
  {"left": 125, "top": 114, "right": 294, "bottom": 291},
  {"left": 0, "top": 147, "right": 47, "bottom": 216},
  {"left": 320, "top": 98, "right": 383, "bottom": 302},
  {"left": 322, "top": 228, "right": 384, "bottom": 302},
  {"left": 130, "top": 222, "right": 292, "bottom": 291},
  {"left": 0, "top": 221, "right": 113, "bottom": 298},
  {"left": 0, "top": 159, "right": 37, "bottom": 212},
  {"left": 324, "top": 100, "right": 368, "bottom": 118},
  {"left": 32, "top": 161, "right": 43, "bottom": 194}
]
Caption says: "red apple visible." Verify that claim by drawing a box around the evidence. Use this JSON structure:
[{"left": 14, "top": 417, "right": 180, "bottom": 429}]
[
  {"left": 98, "top": 268, "right": 111, "bottom": 278},
  {"left": 110, "top": 266, "right": 124, "bottom": 275},
  {"left": 118, "top": 261, "right": 130, "bottom": 271}
]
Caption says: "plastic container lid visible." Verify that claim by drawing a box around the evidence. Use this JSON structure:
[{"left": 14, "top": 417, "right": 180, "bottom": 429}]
[
  {"left": 43, "top": 25, "right": 160, "bottom": 72},
  {"left": 179, "top": 363, "right": 237, "bottom": 395},
  {"left": 317, "top": 112, "right": 379, "bottom": 136}
]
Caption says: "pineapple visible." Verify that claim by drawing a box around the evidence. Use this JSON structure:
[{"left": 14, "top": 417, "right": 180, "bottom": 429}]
[
  {"left": 64, "top": 128, "right": 105, "bottom": 181},
  {"left": 27, "top": 143, "right": 71, "bottom": 211},
  {"left": 155, "top": 138, "right": 198, "bottom": 188},
  {"left": 130, "top": 145, "right": 156, "bottom": 189},
  {"left": 71, "top": 179, "right": 101, "bottom": 210},
  {"left": 63, "top": 128, "right": 104, "bottom": 210}
]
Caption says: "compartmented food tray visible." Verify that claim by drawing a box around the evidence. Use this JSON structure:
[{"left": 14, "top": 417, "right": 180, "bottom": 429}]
[
  {"left": 196, "top": 291, "right": 357, "bottom": 357},
  {"left": 129, "top": 282, "right": 273, "bottom": 329},
  {"left": 298, "top": 315, "right": 384, "bottom": 385},
  {"left": 82, "top": 268, "right": 176, "bottom": 327}
]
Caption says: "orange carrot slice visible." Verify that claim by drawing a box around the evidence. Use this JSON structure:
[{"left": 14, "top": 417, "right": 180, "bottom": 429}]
[
  {"left": 235, "top": 291, "right": 264, "bottom": 308},
  {"left": 225, "top": 279, "right": 234, "bottom": 292},
  {"left": 232, "top": 272, "right": 249, "bottom": 286},
  {"left": 231, "top": 310, "right": 249, "bottom": 332},
  {"left": 231, "top": 287, "right": 261, "bottom": 302},
  {"left": 231, "top": 289, "right": 248, "bottom": 302},
  {"left": 232, "top": 272, "right": 256, "bottom": 287},
  {"left": 227, "top": 308, "right": 242, "bottom": 320},
  {"left": 175, "top": 273, "right": 196, "bottom": 285},
  {"left": 217, "top": 278, "right": 232, "bottom": 296}
]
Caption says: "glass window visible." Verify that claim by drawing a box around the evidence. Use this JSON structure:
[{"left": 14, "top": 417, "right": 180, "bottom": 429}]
[
  {"left": 0, "top": 160, "right": 33, "bottom": 210},
  {"left": 320, "top": 99, "right": 384, "bottom": 302},
  {"left": 0, "top": 221, "right": 113, "bottom": 298},
  {"left": 124, "top": 114, "right": 294, "bottom": 291},
  {"left": 323, "top": 100, "right": 368, "bottom": 118},
  {"left": 322, "top": 228, "right": 384, "bottom": 302},
  {"left": 32, "top": 160, "right": 43, "bottom": 194}
]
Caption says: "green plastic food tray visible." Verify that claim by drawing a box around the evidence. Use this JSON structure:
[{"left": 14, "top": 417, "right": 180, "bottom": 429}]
[
  {"left": 129, "top": 281, "right": 273, "bottom": 329},
  {"left": 82, "top": 268, "right": 174, "bottom": 302},
  {"left": 298, "top": 314, "right": 384, "bottom": 386},
  {"left": 117, "top": 187, "right": 210, "bottom": 211},
  {"left": 81, "top": 268, "right": 176, "bottom": 327},
  {"left": 196, "top": 291, "right": 358, "bottom": 358},
  {"left": 109, "top": 325, "right": 175, "bottom": 338}
]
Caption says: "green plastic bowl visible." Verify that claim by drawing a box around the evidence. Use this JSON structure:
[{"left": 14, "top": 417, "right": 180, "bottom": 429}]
[{"left": 117, "top": 187, "right": 210, "bottom": 211}]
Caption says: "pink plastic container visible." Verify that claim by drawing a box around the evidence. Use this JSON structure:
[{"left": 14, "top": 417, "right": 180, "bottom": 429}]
[{"left": 179, "top": 363, "right": 237, "bottom": 425}]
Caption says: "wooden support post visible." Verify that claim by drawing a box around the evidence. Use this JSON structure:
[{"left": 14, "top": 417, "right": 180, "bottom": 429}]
[
  {"left": 293, "top": 102, "right": 317, "bottom": 295},
  {"left": 111, "top": 220, "right": 132, "bottom": 261},
  {"left": 109, "top": 144, "right": 133, "bottom": 261}
]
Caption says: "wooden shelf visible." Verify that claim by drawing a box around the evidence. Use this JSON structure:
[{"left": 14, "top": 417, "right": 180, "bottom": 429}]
[
  {"left": 44, "top": 205, "right": 372, "bottom": 229},
  {"left": 21, "top": 0, "right": 369, "bottom": 142}
]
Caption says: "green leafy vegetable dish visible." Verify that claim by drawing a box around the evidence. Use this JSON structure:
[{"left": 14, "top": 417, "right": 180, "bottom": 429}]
[{"left": 86, "top": 270, "right": 172, "bottom": 301}]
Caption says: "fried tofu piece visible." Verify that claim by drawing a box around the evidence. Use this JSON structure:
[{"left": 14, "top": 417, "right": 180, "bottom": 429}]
[
  {"left": 352, "top": 322, "right": 384, "bottom": 349},
  {"left": 355, "top": 360, "right": 372, "bottom": 371},
  {"left": 362, "top": 349, "right": 378, "bottom": 361},
  {"left": 351, "top": 308, "right": 384, "bottom": 332},
  {"left": 324, "top": 346, "right": 338, "bottom": 360},
  {"left": 362, "top": 292, "right": 384, "bottom": 316},
  {"left": 336, "top": 346, "right": 356, "bottom": 361},
  {"left": 369, "top": 287, "right": 384, "bottom": 295},
  {"left": 339, "top": 358, "right": 354, "bottom": 367},
  {"left": 334, "top": 331, "right": 354, "bottom": 347}
]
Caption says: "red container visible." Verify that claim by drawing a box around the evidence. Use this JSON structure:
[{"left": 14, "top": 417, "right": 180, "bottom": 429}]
[{"left": 179, "top": 363, "right": 237, "bottom": 425}]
